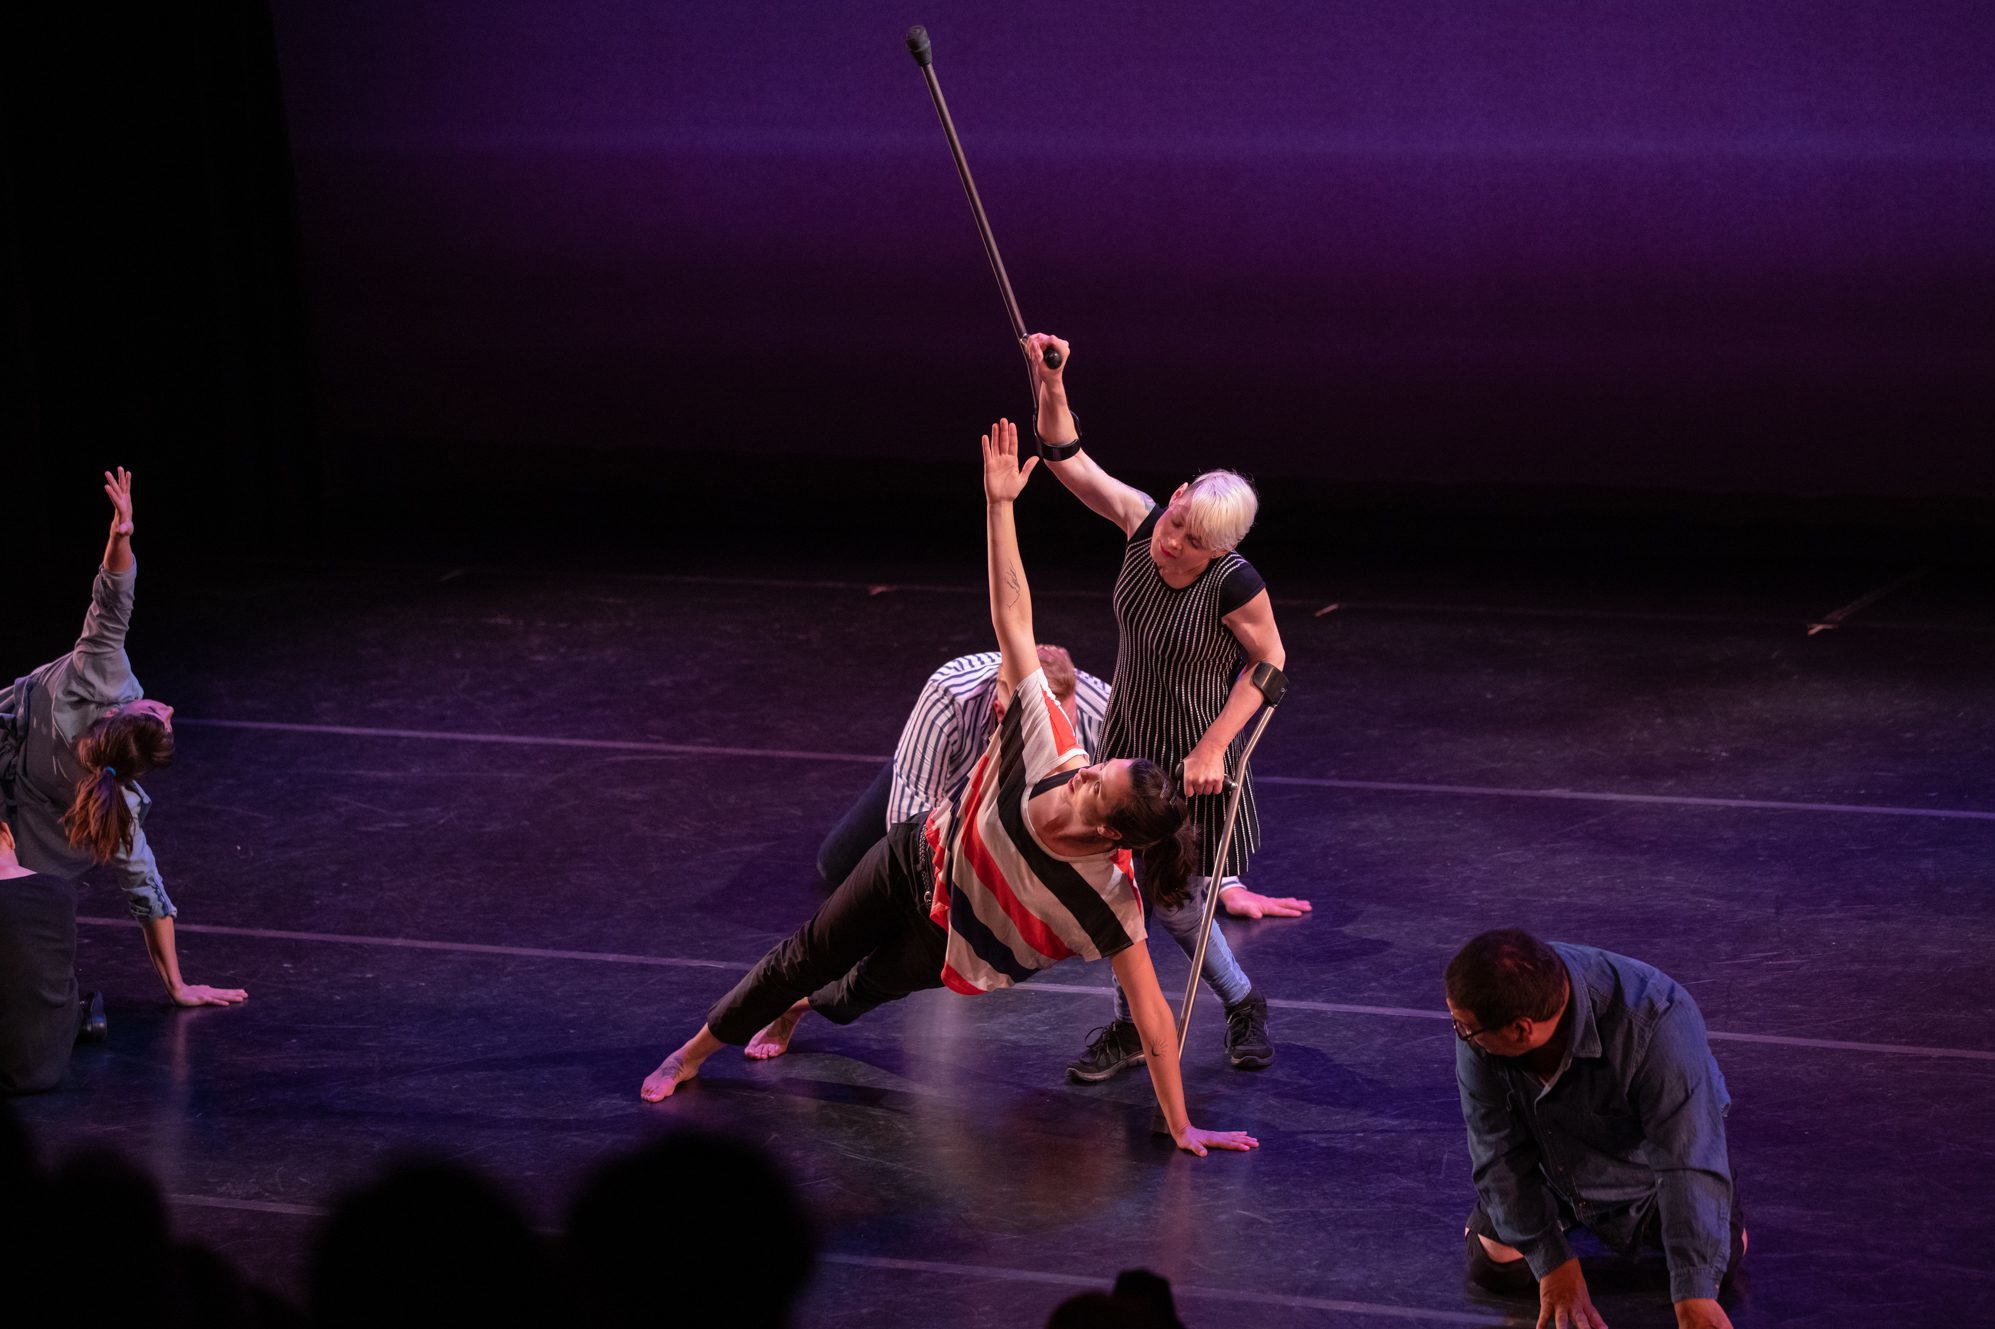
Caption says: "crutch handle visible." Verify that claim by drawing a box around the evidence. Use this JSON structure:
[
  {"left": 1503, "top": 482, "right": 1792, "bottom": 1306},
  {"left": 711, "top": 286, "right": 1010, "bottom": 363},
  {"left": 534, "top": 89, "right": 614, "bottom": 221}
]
[{"left": 1023, "top": 338, "right": 1065, "bottom": 372}]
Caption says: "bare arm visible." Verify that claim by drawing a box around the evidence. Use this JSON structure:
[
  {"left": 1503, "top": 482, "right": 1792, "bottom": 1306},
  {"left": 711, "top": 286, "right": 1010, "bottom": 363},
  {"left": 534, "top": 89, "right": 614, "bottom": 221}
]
[
  {"left": 982, "top": 419, "right": 1040, "bottom": 696},
  {"left": 1112, "top": 940, "right": 1259, "bottom": 1157},
  {"left": 1024, "top": 334, "right": 1155, "bottom": 536},
  {"left": 139, "top": 916, "right": 248, "bottom": 1007},
  {"left": 121, "top": 815, "right": 246, "bottom": 1007},
  {"left": 1180, "top": 589, "right": 1288, "bottom": 796}
]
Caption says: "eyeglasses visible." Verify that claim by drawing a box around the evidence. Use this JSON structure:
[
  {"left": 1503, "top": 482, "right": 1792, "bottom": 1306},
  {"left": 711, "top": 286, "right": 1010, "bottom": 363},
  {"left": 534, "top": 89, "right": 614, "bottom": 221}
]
[{"left": 1451, "top": 1017, "right": 1492, "bottom": 1043}]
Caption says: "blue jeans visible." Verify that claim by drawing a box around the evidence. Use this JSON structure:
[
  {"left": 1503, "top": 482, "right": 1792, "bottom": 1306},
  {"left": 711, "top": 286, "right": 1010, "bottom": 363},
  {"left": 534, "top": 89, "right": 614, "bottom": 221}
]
[{"left": 1112, "top": 877, "right": 1252, "bottom": 1020}]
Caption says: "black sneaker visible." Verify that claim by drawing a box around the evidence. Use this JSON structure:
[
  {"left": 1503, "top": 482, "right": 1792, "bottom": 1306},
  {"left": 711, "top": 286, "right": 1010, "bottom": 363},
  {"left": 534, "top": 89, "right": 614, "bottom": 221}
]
[
  {"left": 76, "top": 991, "right": 108, "bottom": 1044},
  {"left": 1224, "top": 990, "right": 1272, "bottom": 1069},
  {"left": 1463, "top": 1227, "right": 1536, "bottom": 1296},
  {"left": 1066, "top": 1019, "right": 1144, "bottom": 1083}
]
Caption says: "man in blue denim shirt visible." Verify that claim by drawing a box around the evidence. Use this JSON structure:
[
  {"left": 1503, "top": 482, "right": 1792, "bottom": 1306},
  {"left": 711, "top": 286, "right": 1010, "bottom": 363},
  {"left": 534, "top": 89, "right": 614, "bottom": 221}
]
[{"left": 1445, "top": 930, "right": 1744, "bottom": 1329}]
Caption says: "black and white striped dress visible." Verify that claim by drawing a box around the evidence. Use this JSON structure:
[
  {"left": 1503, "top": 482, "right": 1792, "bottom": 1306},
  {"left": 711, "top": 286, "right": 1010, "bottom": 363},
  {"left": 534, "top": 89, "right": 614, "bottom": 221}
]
[{"left": 1098, "top": 508, "right": 1267, "bottom": 877}]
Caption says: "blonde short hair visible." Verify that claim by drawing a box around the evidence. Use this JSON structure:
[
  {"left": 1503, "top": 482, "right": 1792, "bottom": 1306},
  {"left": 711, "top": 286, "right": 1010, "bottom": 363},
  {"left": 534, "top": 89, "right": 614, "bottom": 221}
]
[{"left": 1179, "top": 470, "right": 1258, "bottom": 553}]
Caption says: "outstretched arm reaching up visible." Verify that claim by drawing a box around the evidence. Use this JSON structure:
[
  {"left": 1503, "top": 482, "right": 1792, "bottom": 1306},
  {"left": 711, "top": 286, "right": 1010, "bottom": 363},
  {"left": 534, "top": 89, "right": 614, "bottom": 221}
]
[
  {"left": 90, "top": 468, "right": 248, "bottom": 1010},
  {"left": 68, "top": 471, "right": 141, "bottom": 696},
  {"left": 102, "top": 467, "right": 135, "bottom": 573},
  {"left": 982, "top": 417, "right": 1041, "bottom": 701},
  {"left": 1023, "top": 334, "right": 1156, "bottom": 537}
]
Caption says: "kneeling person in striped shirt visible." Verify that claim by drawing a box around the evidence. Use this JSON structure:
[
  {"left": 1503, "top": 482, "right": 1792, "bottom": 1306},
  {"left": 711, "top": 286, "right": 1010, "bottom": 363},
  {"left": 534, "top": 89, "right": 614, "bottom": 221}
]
[
  {"left": 811, "top": 644, "right": 1110, "bottom": 892},
  {"left": 639, "top": 418, "right": 1259, "bottom": 1158}
]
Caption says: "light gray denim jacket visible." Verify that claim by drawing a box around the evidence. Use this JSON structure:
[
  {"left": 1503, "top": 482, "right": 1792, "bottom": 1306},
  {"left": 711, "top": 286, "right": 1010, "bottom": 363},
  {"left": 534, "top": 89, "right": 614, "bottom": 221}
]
[{"left": 0, "top": 562, "right": 175, "bottom": 920}]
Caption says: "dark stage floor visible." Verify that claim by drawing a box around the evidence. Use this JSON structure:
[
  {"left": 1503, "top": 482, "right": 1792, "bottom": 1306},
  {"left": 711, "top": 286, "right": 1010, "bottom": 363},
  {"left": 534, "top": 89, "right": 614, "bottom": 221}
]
[{"left": 11, "top": 541, "right": 1995, "bottom": 1327}]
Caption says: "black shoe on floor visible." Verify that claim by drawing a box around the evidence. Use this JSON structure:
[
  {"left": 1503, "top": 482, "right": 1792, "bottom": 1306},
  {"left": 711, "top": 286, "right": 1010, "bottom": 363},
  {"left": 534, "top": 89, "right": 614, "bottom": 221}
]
[
  {"left": 76, "top": 991, "right": 107, "bottom": 1044},
  {"left": 1224, "top": 990, "right": 1272, "bottom": 1069},
  {"left": 1463, "top": 1227, "right": 1536, "bottom": 1296},
  {"left": 1066, "top": 1019, "right": 1144, "bottom": 1083}
]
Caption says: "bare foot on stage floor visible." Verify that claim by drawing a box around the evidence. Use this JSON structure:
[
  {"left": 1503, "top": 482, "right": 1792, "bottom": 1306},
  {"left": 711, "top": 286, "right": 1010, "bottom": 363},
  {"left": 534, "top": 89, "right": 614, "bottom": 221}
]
[
  {"left": 745, "top": 1001, "right": 808, "bottom": 1060},
  {"left": 640, "top": 1051, "right": 699, "bottom": 1101}
]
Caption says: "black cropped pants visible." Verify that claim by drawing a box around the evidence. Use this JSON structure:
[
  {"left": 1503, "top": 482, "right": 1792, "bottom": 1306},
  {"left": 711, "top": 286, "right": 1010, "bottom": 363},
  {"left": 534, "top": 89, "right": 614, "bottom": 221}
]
[{"left": 706, "top": 820, "right": 947, "bottom": 1045}]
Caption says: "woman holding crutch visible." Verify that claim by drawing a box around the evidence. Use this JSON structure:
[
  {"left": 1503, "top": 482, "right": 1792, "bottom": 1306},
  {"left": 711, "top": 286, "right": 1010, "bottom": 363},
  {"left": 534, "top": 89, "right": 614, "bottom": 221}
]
[
  {"left": 900, "top": 29, "right": 1298, "bottom": 1078},
  {"left": 1021, "top": 335, "right": 1308, "bottom": 1084},
  {"left": 0, "top": 469, "right": 246, "bottom": 1089},
  {"left": 639, "top": 419, "right": 1256, "bottom": 1158}
]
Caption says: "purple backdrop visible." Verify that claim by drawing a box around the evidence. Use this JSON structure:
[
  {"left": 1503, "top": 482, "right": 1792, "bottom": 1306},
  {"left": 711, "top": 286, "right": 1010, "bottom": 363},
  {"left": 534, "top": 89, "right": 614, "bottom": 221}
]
[{"left": 271, "top": 1, "right": 1995, "bottom": 495}]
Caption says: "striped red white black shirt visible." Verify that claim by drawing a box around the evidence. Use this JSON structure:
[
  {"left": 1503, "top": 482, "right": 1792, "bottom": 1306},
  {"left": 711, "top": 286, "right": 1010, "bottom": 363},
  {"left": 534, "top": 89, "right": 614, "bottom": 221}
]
[
  {"left": 924, "top": 668, "right": 1145, "bottom": 994},
  {"left": 887, "top": 651, "right": 1110, "bottom": 829}
]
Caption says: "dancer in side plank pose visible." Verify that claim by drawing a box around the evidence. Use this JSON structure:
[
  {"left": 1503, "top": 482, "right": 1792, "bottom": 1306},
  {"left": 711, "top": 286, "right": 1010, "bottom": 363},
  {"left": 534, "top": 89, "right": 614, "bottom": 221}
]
[
  {"left": 817, "top": 644, "right": 1312, "bottom": 953},
  {"left": 640, "top": 419, "right": 1257, "bottom": 1158},
  {"left": 0, "top": 470, "right": 246, "bottom": 1093}
]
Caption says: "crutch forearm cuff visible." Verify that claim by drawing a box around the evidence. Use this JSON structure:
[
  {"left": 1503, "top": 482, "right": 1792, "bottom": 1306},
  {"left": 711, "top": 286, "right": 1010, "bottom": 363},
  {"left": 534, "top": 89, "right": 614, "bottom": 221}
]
[{"left": 1248, "top": 661, "right": 1290, "bottom": 706}]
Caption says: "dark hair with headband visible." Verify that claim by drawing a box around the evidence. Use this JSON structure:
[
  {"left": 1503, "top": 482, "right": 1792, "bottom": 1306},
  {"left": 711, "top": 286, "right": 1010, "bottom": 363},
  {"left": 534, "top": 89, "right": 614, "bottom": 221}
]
[{"left": 1103, "top": 759, "right": 1200, "bottom": 910}]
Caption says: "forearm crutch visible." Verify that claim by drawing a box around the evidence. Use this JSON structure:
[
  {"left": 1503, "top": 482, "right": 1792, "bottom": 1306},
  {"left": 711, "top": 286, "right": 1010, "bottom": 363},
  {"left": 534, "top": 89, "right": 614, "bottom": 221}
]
[
  {"left": 904, "top": 24, "right": 1062, "bottom": 410},
  {"left": 1173, "top": 661, "right": 1289, "bottom": 1059}
]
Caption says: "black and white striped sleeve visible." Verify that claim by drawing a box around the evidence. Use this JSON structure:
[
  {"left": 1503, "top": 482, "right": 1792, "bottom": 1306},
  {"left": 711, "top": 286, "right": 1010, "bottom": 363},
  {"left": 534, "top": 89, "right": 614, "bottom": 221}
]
[
  {"left": 1073, "top": 669, "right": 1112, "bottom": 759},
  {"left": 888, "top": 676, "right": 964, "bottom": 828},
  {"left": 887, "top": 653, "right": 1002, "bottom": 828}
]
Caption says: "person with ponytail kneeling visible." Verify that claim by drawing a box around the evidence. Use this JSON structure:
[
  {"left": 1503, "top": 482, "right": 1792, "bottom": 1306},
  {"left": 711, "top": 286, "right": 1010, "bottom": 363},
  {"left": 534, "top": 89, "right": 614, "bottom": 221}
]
[
  {"left": 640, "top": 420, "right": 1257, "bottom": 1159},
  {"left": 0, "top": 470, "right": 244, "bottom": 1087}
]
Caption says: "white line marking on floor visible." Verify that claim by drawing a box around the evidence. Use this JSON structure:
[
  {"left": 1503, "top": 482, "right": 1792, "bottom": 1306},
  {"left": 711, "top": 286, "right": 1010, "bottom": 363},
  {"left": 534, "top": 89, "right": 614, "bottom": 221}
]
[
  {"left": 178, "top": 719, "right": 881, "bottom": 764},
  {"left": 78, "top": 917, "right": 741, "bottom": 971},
  {"left": 1696, "top": 1029, "right": 1995, "bottom": 1059},
  {"left": 79, "top": 918, "right": 1995, "bottom": 1062},
  {"left": 1255, "top": 774, "right": 1995, "bottom": 823},
  {"left": 176, "top": 719, "right": 1995, "bottom": 821},
  {"left": 1807, "top": 568, "right": 1930, "bottom": 635}
]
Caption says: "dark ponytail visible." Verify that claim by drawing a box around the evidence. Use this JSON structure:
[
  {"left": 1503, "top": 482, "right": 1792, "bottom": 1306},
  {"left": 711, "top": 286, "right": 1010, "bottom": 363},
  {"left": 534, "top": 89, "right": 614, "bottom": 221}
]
[
  {"left": 1103, "top": 759, "right": 1201, "bottom": 911},
  {"left": 61, "top": 712, "right": 174, "bottom": 864}
]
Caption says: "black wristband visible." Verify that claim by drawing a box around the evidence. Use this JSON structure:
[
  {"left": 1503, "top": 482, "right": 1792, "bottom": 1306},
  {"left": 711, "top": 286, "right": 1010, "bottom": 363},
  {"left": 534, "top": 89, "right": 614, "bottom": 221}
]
[{"left": 1038, "top": 435, "right": 1082, "bottom": 462}]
